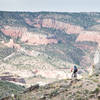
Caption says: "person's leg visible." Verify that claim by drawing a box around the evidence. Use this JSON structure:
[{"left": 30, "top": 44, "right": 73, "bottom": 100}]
[
  {"left": 71, "top": 72, "right": 74, "bottom": 78},
  {"left": 74, "top": 72, "right": 77, "bottom": 77}
]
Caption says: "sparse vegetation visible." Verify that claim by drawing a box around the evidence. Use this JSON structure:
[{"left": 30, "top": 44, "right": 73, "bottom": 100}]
[
  {"left": 0, "top": 11, "right": 100, "bottom": 100},
  {"left": 0, "top": 80, "right": 25, "bottom": 99}
]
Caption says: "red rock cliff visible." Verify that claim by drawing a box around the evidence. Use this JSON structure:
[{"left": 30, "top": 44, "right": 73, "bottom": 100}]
[{"left": 25, "top": 18, "right": 83, "bottom": 34}]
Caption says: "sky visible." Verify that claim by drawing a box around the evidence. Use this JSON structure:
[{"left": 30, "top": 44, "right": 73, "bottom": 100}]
[{"left": 0, "top": 0, "right": 100, "bottom": 12}]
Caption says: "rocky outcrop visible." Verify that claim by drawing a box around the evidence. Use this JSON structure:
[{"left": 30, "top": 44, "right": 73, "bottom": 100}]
[
  {"left": 42, "top": 19, "right": 83, "bottom": 34},
  {"left": 23, "top": 84, "right": 39, "bottom": 93},
  {"left": 25, "top": 18, "right": 83, "bottom": 34},
  {"left": 0, "top": 76, "right": 25, "bottom": 84},
  {"left": 1, "top": 26, "right": 26, "bottom": 38},
  {"left": 1, "top": 26, "right": 57, "bottom": 45},
  {"left": 74, "top": 43, "right": 96, "bottom": 67},
  {"left": 2, "top": 75, "right": 100, "bottom": 100},
  {"left": 2, "top": 39, "right": 21, "bottom": 49},
  {"left": 25, "top": 18, "right": 41, "bottom": 28},
  {"left": 21, "top": 33, "right": 57, "bottom": 45},
  {"left": 76, "top": 31, "right": 100, "bottom": 46}
]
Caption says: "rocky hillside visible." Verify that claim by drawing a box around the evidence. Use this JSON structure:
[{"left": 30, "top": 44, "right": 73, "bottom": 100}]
[
  {"left": 0, "top": 11, "right": 100, "bottom": 99},
  {"left": 1, "top": 74, "right": 100, "bottom": 100},
  {"left": 0, "top": 12, "right": 100, "bottom": 66},
  {"left": 0, "top": 80, "right": 25, "bottom": 99}
]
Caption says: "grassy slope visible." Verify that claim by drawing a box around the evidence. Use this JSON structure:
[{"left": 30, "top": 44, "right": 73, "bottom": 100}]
[{"left": 0, "top": 80, "right": 25, "bottom": 99}]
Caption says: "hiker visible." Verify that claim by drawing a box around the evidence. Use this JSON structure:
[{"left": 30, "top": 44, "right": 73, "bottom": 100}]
[{"left": 71, "top": 65, "right": 78, "bottom": 78}]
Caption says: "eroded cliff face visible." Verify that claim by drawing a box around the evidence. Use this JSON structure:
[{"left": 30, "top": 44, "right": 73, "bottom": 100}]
[
  {"left": 25, "top": 18, "right": 83, "bottom": 34},
  {"left": 1, "top": 26, "right": 57, "bottom": 45},
  {"left": 24, "top": 18, "right": 100, "bottom": 47},
  {"left": 1, "top": 26, "right": 25, "bottom": 38},
  {"left": 21, "top": 32, "right": 57, "bottom": 45},
  {"left": 76, "top": 31, "right": 100, "bottom": 46},
  {"left": 42, "top": 19, "right": 83, "bottom": 34},
  {"left": 1, "top": 17, "right": 100, "bottom": 47},
  {"left": 0, "top": 12, "right": 99, "bottom": 68},
  {"left": 2, "top": 39, "right": 21, "bottom": 49}
]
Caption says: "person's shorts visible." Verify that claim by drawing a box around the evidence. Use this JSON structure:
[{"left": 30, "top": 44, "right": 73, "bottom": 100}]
[{"left": 74, "top": 70, "right": 77, "bottom": 73}]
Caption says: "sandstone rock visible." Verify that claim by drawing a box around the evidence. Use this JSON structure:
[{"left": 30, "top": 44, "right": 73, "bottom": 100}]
[
  {"left": 24, "top": 18, "right": 83, "bottom": 34},
  {"left": 76, "top": 31, "right": 100, "bottom": 46},
  {"left": 21, "top": 33, "right": 57, "bottom": 45},
  {"left": 1, "top": 26, "right": 26, "bottom": 38},
  {"left": 3, "top": 39, "right": 21, "bottom": 49},
  {"left": 23, "top": 84, "right": 39, "bottom": 93}
]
